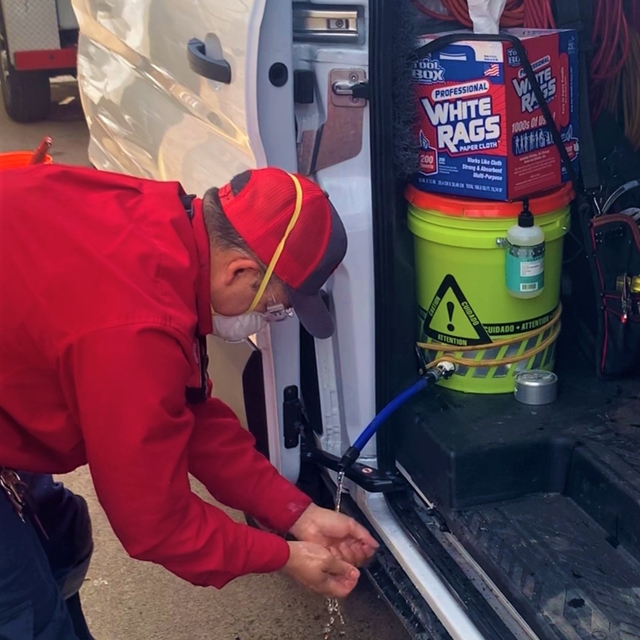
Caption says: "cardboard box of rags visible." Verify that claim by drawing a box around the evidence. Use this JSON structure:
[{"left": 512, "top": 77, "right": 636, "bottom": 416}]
[{"left": 412, "top": 29, "right": 579, "bottom": 202}]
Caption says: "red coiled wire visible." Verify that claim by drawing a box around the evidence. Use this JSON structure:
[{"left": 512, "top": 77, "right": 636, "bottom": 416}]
[
  {"left": 523, "top": 0, "right": 555, "bottom": 29},
  {"left": 591, "top": 0, "right": 629, "bottom": 81},
  {"left": 631, "top": 0, "right": 640, "bottom": 30},
  {"left": 589, "top": 0, "right": 631, "bottom": 119}
]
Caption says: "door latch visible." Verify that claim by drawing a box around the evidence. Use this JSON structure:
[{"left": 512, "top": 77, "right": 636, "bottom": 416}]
[
  {"left": 331, "top": 78, "right": 369, "bottom": 103},
  {"left": 330, "top": 69, "right": 368, "bottom": 107},
  {"left": 283, "top": 386, "right": 308, "bottom": 449}
]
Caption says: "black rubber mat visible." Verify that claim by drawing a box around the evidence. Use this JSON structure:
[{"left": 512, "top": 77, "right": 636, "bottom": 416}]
[
  {"left": 450, "top": 494, "right": 640, "bottom": 640},
  {"left": 394, "top": 335, "right": 640, "bottom": 637}
]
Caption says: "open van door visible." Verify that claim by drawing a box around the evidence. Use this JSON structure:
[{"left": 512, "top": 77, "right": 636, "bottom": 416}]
[
  {"left": 73, "top": 0, "right": 305, "bottom": 480},
  {"left": 73, "top": 0, "right": 285, "bottom": 184}
]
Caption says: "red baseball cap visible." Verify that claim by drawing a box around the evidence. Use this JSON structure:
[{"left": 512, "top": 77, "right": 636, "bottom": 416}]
[{"left": 217, "top": 168, "right": 348, "bottom": 339}]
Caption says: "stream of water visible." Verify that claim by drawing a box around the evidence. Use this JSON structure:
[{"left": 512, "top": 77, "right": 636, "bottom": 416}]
[{"left": 322, "top": 470, "right": 347, "bottom": 639}]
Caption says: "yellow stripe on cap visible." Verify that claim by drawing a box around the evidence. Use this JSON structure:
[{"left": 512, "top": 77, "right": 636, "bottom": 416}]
[{"left": 247, "top": 173, "right": 304, "bottom": 313}]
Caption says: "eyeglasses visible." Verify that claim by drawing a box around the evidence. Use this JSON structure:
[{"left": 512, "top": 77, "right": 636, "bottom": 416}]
[{"left": 265, "top": 299, "right": 295, "bottom": 323}]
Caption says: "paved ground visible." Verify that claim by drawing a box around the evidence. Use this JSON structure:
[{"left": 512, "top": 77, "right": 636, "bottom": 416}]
[{"left": 0, "top": 81, "right": 408, "bottom": 639}]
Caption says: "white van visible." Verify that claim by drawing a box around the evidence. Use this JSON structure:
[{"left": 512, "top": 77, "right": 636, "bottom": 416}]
[{"left": 72, "top": 1, "right": 640, "bottom": 638}]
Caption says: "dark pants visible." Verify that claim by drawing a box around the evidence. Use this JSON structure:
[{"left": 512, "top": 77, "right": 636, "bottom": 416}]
[{"left": 0, "top": 474, "right": 94, "bottom": 639}]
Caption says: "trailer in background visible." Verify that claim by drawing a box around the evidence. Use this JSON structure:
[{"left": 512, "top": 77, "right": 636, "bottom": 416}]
[{"left": 0, "top": 0, "right": 78, "bottom": 122}]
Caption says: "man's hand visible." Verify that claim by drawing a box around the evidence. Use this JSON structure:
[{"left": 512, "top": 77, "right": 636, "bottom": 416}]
[
  {"left": 281, "top": 541, "right": 360, "bottom": 598},
  {"left": 289, "top": 503, "right": 379, "bottom": 567}
]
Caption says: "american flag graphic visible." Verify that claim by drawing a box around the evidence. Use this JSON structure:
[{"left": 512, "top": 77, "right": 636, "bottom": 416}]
[{"left": 484, "top": 64, "right": 500, "bottom": 77}]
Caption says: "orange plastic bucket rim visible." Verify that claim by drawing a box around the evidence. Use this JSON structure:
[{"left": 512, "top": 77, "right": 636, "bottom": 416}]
[
  {"left": 405, "top": 183, "right": 574, "bottom": 218},
  {"left": 0, "top": 151, "right": 53, "bottom": 171}
]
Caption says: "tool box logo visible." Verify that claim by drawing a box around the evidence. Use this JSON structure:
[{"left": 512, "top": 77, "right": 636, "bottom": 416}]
[
  {"left": 421, "top": 80, "right": 500, "bottom": 154},
  {"left": 412, "top": 56, "right": 446, "bottom": 84},
  {"left": 511, "top": 56, "right": 557, "bottom": 114},
  {"left": 507, "top": 47, "right": 521, "bottom": 67}
]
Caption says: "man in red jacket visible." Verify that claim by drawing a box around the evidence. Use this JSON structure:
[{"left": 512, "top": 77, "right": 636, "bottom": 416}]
[{"left": 0, "top": 164, "right": 377, "bottom": 639}]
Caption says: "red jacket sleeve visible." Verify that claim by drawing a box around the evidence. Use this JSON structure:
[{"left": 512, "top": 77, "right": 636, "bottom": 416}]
[
  {"left": 188, "top": 397, "right": 312, "bottom": 532},
  {"left": 62, "top": 323, "right": 291, "bottom": 588}
]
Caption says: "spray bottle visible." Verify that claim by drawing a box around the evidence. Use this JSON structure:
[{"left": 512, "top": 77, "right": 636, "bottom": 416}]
[{"left": 505, "top": 199, "right": 545, "bottom": 299}]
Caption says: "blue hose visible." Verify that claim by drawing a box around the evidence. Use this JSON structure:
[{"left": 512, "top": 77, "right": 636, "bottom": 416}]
[
  {"left": 337, "top": 363, "right": 454, "bottom": 470},
  {"left": 353, "top": 377, "right": 428, "bottom": 451},
  {"left": 338, "top": 373, "right": 440, "bottom": 470}
]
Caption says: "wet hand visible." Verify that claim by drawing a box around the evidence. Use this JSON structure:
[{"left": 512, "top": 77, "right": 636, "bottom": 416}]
[
  {"left": 281, "top": 541, "right": 360, "bottom": 598},
  {"left": 289, "top": 504, "right": 379, "bottom": 567}
]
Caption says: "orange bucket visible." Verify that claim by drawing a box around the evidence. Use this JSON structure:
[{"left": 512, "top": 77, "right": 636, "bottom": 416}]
[{"left": 0, "top": 151, "right": 53, "bottom": 171}]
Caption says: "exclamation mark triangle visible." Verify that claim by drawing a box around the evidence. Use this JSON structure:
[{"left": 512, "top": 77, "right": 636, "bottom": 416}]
[{"left": 423, "top": 274, "right": 491, "bottom": 346}]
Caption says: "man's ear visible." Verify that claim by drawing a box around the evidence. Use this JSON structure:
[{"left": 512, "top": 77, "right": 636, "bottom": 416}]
[{"left": 224, "top": 257, "right": 262, "bottom": 286}]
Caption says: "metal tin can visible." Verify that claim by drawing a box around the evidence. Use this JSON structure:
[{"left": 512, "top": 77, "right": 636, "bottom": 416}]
[{"left": 514, "top": 370, "right": 558, "bottom": 405}]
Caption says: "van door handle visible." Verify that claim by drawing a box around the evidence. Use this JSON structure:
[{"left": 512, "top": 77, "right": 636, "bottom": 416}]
[{"left": 187, "top": 38, "right": 231, "bottom": 84}]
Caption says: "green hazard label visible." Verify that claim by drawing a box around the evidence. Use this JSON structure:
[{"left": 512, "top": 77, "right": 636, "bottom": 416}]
[
  {"left": 421, "top": 275, "right": 491, "bottom": 347},
  {"left": 421, "top": 274, "right": 558, "bottom": 348}
]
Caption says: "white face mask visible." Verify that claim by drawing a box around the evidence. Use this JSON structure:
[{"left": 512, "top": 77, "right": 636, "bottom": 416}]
[{"left": 212, "top": 312, "right": 269, "bottom": 343}]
